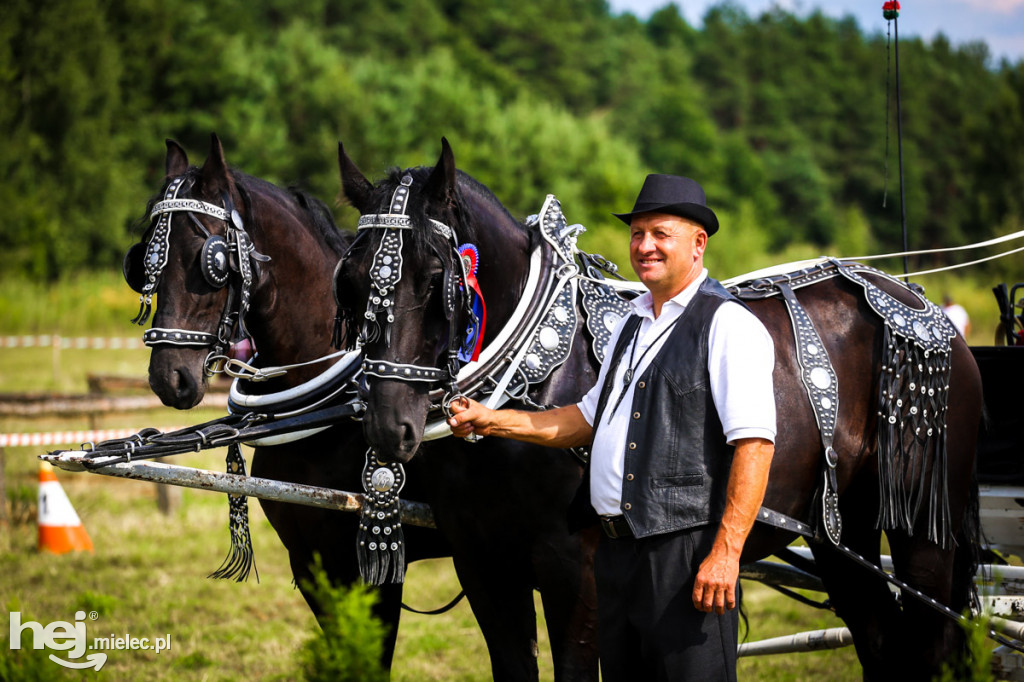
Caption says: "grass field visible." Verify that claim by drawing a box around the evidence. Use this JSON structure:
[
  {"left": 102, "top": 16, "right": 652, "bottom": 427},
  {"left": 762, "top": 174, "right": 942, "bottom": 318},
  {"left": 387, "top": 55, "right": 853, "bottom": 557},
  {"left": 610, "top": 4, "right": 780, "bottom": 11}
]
[
  {"left": 3, "top": 270, "right": 1007, "bottom": 679},
  {"left": 0, "top": 436, "right": 861, "bottom": 681}
]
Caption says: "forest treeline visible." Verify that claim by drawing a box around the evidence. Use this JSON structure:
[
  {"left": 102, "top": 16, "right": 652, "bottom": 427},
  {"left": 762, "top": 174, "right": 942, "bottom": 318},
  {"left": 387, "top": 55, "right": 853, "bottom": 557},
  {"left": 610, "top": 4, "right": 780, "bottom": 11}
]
[{"left": 2, "top": 0, "right": 1022, "bottom": 281}]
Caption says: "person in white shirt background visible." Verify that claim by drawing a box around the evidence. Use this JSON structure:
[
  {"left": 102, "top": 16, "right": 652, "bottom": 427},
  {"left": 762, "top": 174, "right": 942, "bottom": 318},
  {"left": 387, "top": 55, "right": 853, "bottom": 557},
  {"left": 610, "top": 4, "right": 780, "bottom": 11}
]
[
  {"left": 942, "top": 294, "right": 971, "bottom": 338},
  {"left": 448, "top": 174, "right": 776, "bottom": 682}
]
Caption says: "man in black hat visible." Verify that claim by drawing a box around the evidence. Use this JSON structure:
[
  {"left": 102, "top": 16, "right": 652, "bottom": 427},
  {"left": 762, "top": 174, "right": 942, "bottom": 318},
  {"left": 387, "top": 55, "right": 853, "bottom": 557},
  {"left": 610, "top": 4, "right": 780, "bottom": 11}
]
[{"left": 448, "top": 174, "right": 776, "bottom": 681}]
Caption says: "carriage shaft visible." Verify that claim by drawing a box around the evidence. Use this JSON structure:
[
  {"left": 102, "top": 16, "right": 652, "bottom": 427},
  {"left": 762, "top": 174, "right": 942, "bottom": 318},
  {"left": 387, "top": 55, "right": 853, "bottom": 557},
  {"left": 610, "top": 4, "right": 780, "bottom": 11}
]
[
  {"left": 40, "top": 453, "right": 437, "bottom": 528},
  {"left": 737, "top": 627, "right": 853, "bottom": 657}
]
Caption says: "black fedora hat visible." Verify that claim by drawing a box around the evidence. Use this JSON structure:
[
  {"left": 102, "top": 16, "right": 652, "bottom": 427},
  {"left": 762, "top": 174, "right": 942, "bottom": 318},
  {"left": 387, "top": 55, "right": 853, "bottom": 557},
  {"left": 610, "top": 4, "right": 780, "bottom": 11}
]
[{"left": 613, "top": 174, "right": 719, "bottom": 236}]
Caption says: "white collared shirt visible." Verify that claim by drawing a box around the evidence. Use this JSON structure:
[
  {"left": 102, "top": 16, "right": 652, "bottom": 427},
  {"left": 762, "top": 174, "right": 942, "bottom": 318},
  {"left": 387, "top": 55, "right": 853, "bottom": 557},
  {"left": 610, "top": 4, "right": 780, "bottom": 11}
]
[{"left": 577, "top": 269, "right": 776, "bottom": 517}]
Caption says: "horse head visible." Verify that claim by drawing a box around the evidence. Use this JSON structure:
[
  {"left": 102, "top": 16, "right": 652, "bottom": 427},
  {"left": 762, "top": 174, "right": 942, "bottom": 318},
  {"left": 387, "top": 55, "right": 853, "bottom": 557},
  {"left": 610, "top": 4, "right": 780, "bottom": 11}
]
[
  {"left": 336, "top": 139, "right": 530, "bottom": 462},
  {"left": 127, "top": 134, "right": 345, "bottom": 409}
]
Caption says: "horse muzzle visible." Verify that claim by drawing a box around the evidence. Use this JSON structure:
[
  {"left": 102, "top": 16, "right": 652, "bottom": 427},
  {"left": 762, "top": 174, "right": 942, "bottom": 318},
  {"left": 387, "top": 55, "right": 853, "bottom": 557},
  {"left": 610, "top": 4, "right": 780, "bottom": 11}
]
[
  {"left": 148, "top": 348, "right": 208, "bottom": 409},
  {"left": 361, "top": 382, "right": 430, "bottom": 464}
]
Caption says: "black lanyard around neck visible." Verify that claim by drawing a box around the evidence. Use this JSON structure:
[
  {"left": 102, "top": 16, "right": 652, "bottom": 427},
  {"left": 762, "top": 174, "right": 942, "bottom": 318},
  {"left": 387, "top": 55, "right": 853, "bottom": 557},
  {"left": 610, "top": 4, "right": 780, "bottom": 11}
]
[{"left": 606, "top": 314, "right": 683, "bottom": 423}]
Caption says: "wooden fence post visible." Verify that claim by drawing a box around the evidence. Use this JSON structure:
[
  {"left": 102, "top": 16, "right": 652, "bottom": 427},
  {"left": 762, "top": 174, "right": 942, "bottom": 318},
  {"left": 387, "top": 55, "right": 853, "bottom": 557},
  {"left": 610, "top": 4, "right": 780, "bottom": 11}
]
[
  {"left": 0, "top": 447, "right": 9, "bottom": 549},
  {"left": 155, "top": 457, "right": 182, "bottom": 515}
]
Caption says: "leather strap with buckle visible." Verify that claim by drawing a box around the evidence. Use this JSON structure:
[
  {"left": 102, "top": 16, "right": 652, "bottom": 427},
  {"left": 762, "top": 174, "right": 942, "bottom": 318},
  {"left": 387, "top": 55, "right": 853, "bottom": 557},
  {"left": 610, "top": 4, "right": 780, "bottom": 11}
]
[{"left": 600, "top": 514, "right": 633, "bottom": 539}]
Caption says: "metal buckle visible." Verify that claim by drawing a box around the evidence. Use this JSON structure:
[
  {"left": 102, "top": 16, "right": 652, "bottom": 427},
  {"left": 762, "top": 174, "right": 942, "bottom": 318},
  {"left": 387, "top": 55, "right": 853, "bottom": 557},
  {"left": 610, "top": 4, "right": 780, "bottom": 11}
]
[{"left": 600, "top": 515, "right": 630, "bottom": 539}]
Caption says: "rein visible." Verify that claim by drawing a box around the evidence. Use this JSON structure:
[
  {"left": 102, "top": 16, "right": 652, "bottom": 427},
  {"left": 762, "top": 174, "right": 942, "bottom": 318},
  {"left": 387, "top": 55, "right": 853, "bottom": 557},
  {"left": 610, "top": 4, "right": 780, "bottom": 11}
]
[
  {"left": 720, "top": 226, "right": 1024, "bottom": 284},
  {"left": 419, "top": 197, "right": 638, "bottom": 440}
]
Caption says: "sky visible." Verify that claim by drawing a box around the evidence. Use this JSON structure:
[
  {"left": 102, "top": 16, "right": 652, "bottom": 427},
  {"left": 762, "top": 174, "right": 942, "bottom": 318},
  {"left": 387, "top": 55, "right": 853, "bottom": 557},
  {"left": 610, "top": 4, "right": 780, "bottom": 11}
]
[{"left": 607, "top": 0, "right": 1024, "bottom": 63}]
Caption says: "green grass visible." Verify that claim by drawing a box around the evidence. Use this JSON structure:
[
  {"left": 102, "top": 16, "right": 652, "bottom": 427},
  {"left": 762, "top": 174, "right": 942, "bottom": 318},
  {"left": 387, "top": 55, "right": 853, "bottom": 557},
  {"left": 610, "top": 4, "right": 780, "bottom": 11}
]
[
  {"left": 0, "top": 453, "right": 862, "bottom": 681},
  {"left": 0, "top": 421, "right": 862, "bottom": 681},
  {"left": 0, "top": 272, "right": 143, "bottom": 338}
]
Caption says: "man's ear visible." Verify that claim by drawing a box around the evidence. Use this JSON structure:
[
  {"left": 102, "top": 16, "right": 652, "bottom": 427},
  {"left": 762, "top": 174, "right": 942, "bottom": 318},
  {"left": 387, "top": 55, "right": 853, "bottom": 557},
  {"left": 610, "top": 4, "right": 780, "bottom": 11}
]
[{"left": 694, "top": 229, "right": 708, "bottom": 257}]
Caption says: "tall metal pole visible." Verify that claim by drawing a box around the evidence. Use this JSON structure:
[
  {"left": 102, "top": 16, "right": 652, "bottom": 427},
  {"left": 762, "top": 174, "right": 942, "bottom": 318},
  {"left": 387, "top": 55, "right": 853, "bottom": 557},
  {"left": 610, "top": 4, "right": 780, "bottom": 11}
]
[{"left": 894, "top": 15, "right": 909, "bottom": 280}]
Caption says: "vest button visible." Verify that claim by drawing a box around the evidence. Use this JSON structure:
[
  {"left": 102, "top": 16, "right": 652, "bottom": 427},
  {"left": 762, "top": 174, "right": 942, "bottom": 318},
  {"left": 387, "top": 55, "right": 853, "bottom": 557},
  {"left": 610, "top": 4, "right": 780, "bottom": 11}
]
[
  {"left": 623, "top": 503, "right": 632, "bottom": 510},
  {"left": 626, "top": 473, "right": 634, "bottom": 481},
  {"left": 628, "top": 442, "right": 636, "bottom": 450},
  {"left": 637, "top": 381, "right": 646, "bottom": 389},
  {"left": 633, "top": 412, "right": 640, "bottom": 419}
]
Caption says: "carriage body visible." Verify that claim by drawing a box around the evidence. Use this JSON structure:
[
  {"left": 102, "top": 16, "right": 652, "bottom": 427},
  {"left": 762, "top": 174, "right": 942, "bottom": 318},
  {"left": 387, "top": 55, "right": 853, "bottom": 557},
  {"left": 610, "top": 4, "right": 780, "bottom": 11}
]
[{"left": 974, "top": 342, "right": 1024, "bottom": 560}]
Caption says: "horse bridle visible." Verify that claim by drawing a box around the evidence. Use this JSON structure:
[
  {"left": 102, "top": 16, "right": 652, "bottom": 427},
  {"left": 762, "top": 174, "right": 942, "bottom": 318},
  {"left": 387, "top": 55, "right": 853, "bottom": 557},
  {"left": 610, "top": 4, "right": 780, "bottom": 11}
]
[
  {"left": 124, "top": 173, "right": 269, "bottom": 375},
  {"left": 351, "top": 174, "right": 475, "bottom": 404}
]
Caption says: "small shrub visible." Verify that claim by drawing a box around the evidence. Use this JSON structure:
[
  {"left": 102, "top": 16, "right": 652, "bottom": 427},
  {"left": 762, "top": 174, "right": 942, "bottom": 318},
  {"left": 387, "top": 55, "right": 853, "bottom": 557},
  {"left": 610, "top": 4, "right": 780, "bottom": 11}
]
[
  {"left": 933, "top": 610, "right": 994, "bottom": 682},
  {"left": 297, "top": 556, "right": 388, "bottom": 682},
  {"left": 0, "top": 641, "right": 58, "bottom": 682},
  {"left": 0, "top": 602, "right": 86, "bottom": 681}
]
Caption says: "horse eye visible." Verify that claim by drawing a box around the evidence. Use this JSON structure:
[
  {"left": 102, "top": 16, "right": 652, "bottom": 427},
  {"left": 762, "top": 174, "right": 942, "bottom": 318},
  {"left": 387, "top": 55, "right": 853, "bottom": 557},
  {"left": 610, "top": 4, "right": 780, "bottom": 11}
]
[{"left": 414, "top": 270, "right": 442, "bottom": 297}]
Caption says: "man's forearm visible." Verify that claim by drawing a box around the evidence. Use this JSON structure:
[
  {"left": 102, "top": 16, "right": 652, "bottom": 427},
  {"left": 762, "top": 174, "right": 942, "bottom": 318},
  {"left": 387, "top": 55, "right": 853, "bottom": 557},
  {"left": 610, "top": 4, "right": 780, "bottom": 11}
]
[
  {"left": 483, "top": 404, "right": 593, "bottom": 448},
  {"left": 713, "top": 438, "right": 775, "bottom": 559},
  {"left": 449, "top": 400, "right": 594, "bottom": 448},
  {"left": 692, "top": 437, "right": 774, "bottom": 613}
]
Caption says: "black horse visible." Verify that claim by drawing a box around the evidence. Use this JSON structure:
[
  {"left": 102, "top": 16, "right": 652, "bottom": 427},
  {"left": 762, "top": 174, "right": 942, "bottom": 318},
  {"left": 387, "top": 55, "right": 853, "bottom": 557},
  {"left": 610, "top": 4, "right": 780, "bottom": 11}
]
[
  {"left": 129, "top": 135, "right": 449, "bottom": 670},
  {"left": 335, "top": 140, "right": 602, "bottom": 680},
  {"left": 335, "top": 139, "right": 983, "bottom": 681}
]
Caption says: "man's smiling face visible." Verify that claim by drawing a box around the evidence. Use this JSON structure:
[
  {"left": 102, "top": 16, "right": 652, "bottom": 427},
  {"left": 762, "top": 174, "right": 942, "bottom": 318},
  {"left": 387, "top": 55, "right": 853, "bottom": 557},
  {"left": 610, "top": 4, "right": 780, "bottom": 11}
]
[{"left": 629, "top": 212, "right": 707, "bottom": 308}]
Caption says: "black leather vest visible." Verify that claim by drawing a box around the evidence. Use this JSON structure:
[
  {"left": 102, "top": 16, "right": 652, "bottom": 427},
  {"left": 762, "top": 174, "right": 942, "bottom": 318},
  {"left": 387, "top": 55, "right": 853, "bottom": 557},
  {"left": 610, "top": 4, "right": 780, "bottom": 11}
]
[{"left": 592, "top": 277, "right": 739, "bottom": 538}]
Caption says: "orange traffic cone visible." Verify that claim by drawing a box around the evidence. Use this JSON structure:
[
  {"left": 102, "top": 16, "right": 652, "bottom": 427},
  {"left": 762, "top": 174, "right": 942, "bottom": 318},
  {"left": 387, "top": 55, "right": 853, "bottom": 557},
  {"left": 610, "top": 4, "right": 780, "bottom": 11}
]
[{"left": 37, "top": 461, "right": 93, "bottom": 553}]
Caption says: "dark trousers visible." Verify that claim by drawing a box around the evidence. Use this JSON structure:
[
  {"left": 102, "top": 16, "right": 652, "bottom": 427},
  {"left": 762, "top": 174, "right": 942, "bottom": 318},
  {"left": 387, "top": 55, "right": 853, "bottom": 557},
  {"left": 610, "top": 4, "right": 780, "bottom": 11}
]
[{"left": 595, "top": 524, "right": 739, "bottom": 682}]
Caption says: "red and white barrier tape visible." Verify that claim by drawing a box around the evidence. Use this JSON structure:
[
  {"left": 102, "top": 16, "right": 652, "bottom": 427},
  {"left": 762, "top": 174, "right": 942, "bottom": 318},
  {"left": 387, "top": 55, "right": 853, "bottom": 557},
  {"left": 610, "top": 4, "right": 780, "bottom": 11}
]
[
  {"left": 0, "top": 427, "right": 184, "bottom": 448},
  {"left": 0, "top": 336, "right": 144, "bottom": 350}
]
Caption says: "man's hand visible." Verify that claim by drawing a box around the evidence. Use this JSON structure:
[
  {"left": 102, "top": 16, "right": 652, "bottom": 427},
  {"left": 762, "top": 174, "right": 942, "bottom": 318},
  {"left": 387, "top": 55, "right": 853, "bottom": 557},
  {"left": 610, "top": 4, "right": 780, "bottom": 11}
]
[
  {"left": 447, "top": 397, "right": 494, "bottom": 439},
  {"left": 692, "top": 550, "right": 740, "bottom": 614}
]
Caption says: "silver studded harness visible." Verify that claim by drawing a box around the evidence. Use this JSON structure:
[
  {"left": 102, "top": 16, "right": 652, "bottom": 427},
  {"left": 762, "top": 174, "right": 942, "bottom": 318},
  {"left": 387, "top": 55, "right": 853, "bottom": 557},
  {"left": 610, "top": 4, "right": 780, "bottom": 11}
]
[
  {"left": 730, "top": 259, "right": 956, "bottom": 548},
  {"left": 351, "top": 175, "right": 476, "bottom": 400},
  {"left": 124, "top": 173, "right": 269, "bottom": 376},
  {"left": 348, "top": 180, "right": 639, "bottom": 432}
]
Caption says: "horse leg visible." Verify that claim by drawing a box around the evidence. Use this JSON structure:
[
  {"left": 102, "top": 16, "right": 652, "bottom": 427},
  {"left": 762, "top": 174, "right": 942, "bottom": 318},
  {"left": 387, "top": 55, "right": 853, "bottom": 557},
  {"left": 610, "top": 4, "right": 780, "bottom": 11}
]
[
  {"left": 883, "top": 476, "right": 978, "bottom": 678},
  {"left": 534, "top": 525, "right": 600, "bottom": 682},
  {"left": 809, "top": 479, "right": 901, "bottom": 680},
  {"left": 450, "top": 550, "right": 541, "bottom": 682},
  {"left": 883, "top": 346, "right": 982, "bottom": 680},
  {"left": 885, "top": 531, "right": 971, "bottom": 679}
]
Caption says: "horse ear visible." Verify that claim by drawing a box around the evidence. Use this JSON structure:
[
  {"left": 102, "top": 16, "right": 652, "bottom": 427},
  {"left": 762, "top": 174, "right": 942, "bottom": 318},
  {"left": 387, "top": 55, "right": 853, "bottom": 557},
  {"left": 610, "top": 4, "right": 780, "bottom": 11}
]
[
  {"left": 199, "top": 133, "right": 232, "bottom": 197},
  {"left": 338, "top": 142, "right": 374, "bottom": 213},
  {"left": 424, "top": 137, "right": 457, "bottom": 203},
  {"left": 165, "top": 139, "right": 189, "bottom": 178}
]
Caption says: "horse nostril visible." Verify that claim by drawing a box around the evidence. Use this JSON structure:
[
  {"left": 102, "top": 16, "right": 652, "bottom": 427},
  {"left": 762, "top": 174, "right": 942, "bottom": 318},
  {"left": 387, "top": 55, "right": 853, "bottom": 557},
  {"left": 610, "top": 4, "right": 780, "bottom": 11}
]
[
  {"left": 174, "top": 368, "right": 188, "bottom": 390},
  {"left": 174, "top": 368, "right": 197, "bottom": 401},
  {"left": 401, "top": 422, "right": 414, "bottom": 447}
]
